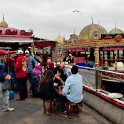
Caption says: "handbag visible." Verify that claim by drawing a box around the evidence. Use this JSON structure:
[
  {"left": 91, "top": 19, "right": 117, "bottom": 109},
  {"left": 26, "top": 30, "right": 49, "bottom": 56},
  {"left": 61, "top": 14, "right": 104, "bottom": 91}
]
[{"left": 2, "top": 79, "right": 11, "bottom": 91}]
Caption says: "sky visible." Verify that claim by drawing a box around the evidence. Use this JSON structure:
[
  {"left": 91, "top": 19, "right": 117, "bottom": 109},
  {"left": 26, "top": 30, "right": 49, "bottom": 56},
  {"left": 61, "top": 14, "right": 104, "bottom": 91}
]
[{"left": 0, "top": 0, "right": 124, "bottom": 40}]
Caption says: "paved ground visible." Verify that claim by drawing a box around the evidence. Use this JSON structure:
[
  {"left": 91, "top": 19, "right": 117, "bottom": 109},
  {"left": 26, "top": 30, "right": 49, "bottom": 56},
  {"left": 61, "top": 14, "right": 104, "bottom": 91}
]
[{"left": 0, "top": 94, "right": 112, "bottom": 124}]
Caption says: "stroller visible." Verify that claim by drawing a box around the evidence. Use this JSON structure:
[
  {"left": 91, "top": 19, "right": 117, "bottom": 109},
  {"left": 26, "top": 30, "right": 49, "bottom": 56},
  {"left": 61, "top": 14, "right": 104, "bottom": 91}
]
[{"left": 31, "top": 64, "right": 42, "bottom": 97}]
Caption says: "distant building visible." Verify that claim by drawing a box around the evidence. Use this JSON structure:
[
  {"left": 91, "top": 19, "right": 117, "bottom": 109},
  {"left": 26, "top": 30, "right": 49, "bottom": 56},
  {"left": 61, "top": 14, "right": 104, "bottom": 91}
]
[{"left": 55, "top": 35, "right": 65, "bottom": 44}]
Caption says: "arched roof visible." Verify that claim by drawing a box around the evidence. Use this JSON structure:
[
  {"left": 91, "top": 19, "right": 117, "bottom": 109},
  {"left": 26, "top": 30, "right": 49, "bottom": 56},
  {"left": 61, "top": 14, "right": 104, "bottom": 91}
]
[
  {"left": 0, "top": 15, "right": 8, "bottom": 28},
  {"left": 109, "top": 28, "right": 124, "bottom": 34},
  {"left": 0, "top": 21, "right": 8, "bottom": 28},
  {"left": 79, "top": 24, "right": 107, "bottom": 41}
]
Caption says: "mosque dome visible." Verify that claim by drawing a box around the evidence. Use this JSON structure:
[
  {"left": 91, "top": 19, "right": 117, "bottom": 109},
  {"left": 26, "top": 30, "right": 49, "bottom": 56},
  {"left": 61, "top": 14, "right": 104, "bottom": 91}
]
[
  {"left": 79, "top": 24, "right": 107, "bottom": 41},
  {"left": 0, "top": 15, "right": 8, "bottom": 28},
  {"left": 0, "top": 21, "right": 8, "bottom": 28},
  {"left": 55, "top": 35, "right": 65, "bottom": 44},
  {"left": 109, "top": 28, "right": 124, "bottom": 34},
  {"left": 69, "top": 34, "right": 78, "bottom": 42}
]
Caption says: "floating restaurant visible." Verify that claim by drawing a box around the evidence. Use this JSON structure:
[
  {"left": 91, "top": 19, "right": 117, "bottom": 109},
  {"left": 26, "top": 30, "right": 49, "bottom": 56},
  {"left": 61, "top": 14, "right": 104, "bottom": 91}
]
[{"left": 59, "top": 22, "right": 124, "bottom": 66}]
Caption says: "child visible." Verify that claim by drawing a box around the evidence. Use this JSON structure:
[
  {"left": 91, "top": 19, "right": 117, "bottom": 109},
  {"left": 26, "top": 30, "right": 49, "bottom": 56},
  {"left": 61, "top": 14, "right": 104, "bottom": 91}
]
[{"left": 31, "top": 64, "right": 42, "bottom": 97}]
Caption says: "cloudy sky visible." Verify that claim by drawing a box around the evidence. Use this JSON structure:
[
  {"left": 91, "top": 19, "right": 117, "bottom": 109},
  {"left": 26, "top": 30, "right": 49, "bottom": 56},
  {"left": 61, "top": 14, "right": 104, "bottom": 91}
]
[{"left": 0, "top": 0, "right": 124, "bottom": 40}]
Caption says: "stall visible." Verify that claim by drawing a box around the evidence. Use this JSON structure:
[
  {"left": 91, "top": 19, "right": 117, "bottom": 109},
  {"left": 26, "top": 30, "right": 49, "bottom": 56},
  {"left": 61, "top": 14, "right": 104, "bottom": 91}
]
[
  {"left": 33, "top": 37, "right": 57, "bottom": 62},
  {"left": 0, "top": 17, "right": 33, "bottom": 50}
]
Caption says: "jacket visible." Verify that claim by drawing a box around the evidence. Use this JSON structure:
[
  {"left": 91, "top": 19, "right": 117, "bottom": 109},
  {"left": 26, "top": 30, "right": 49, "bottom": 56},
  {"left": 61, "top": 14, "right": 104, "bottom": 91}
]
[
  {"left": 40, "top": 79, "right": 57, "bottom": 100},
  {"left": 0, "top": 60, "right": 6, "bottom": 82},
  {"left": 27, "top": 56, "right": 36, "bottom": 73},
  {"left": 14, "top": 55, "right": 28, "bottom": 78},
  {"left": 7, "top": 57, "right": 16, "bottom": 72}
]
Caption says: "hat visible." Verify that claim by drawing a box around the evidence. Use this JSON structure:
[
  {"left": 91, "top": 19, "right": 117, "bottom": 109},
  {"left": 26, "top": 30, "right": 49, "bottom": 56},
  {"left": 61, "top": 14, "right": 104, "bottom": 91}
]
[
  {"left": 0, "top": 50, "right": 8, "bottom": 55},
  {"left": 7, "top": 51, "right": 16, "bottom": 54},
  {"left": 17, "top": 50, "right": 23, "bottom": 54},
  {"left": 25, "top": 50, "right": 29, "bottom": 54},
  {"left": 48, "top": 62, "right": 54, "bottom": 70}
]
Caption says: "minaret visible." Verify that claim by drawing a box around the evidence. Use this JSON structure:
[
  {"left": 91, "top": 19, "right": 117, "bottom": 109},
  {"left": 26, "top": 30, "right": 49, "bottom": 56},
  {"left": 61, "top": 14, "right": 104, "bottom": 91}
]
[
  {"left": 3, "top": 13, "right": 4, "bottom": 21},
  {"left": 74, "top": 29, "right": 75, "bottom": 34},
  {"left": 97, "top": 20, "right": 100, "bottom": 39},
  {"left": 115, "top": 22, "right": 116, "bottom": 33},
  {"left": 91, "top": 17, "right": 94, "bottom": 24}
]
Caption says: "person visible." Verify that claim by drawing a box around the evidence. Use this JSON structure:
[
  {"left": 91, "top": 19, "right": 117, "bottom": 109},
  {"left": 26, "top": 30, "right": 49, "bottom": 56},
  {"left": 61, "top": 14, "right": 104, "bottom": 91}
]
[
  {"left": 47, "top": 61, "right": 54, "bottom": 71},
  {"left": 30, "top": 64, "right": 42, "bottom": 97},
  {"left": 68, "top": 54, "right": 74, "bottom": 63},
  {"left": 25, "top": 50, "right": 36, "bottom": 83},
  {"left": 53, "top": 67, "right": 66, "bottom": 89},
  {"left": 58, "top": 65, "right": 83, "bottom": 113},
  {"left": 60, "top": 62, "right": 69, "bottom": 78},
  {"left": 39, "top": 70, "right": 57, "bottom": 100},
  {"left": 63, "top": 53, "right": 68, "bottom": 62},
  {"left": 6, "top": 51, "right": 18, "bottom": 92},
  {"left": 87, "top": 60, "right": 94, "bottom": 68},
  {"left": 0, "top": 50, "right": 14, "bottom": 112},
  {"left": 14, "top": 50, "right": 28, "bottom": 101}
]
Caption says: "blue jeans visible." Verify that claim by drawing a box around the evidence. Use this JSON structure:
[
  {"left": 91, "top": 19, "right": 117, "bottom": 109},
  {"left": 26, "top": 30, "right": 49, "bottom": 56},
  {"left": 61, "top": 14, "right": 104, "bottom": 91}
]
[
  {"left": 58, "top": 94, "right": 70, "bottom": 112},
  {"left": 3, "top": 90, "right": 9, "bottom": 109},
  {"left": 10, "top": 72, "right": 18, "bottom": 92}
]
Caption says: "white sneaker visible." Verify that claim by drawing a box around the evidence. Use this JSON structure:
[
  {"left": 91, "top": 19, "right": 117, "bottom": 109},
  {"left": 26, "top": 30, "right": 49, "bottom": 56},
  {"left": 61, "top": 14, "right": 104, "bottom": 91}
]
[{"left": 3, "top": 108, "right": 14, "bottom": 112}]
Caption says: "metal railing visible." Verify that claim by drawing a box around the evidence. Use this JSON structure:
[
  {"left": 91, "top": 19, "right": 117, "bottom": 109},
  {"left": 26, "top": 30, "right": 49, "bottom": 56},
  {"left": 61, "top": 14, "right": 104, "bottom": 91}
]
[{"left": 66, "top": 65, "right": 124, "bottom": 90}]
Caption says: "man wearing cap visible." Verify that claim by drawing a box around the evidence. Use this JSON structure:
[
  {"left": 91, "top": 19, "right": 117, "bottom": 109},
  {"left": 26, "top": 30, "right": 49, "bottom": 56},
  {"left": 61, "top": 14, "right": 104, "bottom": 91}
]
[
  {"left": 15, "top": 50, "right": 28, "bottom": 101},
  {"left": 6, "top": 51, "right": 18, "bottom": 92},
  {"left": 0, "top": 50, "right": 14, "bottom": 112}
]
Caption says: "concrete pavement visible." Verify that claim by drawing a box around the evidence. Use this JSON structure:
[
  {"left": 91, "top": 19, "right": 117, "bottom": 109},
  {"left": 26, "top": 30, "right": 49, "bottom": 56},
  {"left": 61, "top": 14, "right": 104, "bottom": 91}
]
[{"left": 0, "top": 94, "right": 112, "bottom": 124}]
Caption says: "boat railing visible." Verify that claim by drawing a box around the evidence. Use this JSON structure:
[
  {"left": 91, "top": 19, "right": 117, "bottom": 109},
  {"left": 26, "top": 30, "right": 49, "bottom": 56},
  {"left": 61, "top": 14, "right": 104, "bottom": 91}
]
[{"left": 65, "top": 65, "right": 124, "bottom": 90}]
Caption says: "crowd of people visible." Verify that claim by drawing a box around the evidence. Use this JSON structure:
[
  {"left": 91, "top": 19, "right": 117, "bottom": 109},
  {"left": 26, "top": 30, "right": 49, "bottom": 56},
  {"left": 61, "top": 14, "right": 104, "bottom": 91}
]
[{"left": 0, "top": 49, "right": 83, "bottom": 116}]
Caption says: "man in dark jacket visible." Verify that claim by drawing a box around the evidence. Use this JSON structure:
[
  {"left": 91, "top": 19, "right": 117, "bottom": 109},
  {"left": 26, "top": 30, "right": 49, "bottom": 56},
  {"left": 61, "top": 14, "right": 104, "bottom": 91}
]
[
  {"left": 0, "top": 50, "right": 14, "bottom": 112},
  {"left": 7, "top": 51, "right": 18, "bottom": 92}
]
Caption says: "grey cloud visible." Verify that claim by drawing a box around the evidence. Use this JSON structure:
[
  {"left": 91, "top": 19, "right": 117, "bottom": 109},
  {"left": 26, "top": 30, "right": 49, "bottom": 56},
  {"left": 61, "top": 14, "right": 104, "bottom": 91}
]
[{"left": 0, "top": 0, "right": 124, "bottom": 40}]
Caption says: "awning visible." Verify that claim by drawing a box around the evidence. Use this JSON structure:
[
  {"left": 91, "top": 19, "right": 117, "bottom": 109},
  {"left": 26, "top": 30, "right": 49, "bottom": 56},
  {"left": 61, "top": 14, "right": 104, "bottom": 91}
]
[
  {"left": 0, "top": 40, "right": 33, "bottom": 43},
  {"left": 0, "top": 37, "right": 33, "bottom": 43},
  {"left": 35, "top": 41, "right": 56, "bottom": 48}
]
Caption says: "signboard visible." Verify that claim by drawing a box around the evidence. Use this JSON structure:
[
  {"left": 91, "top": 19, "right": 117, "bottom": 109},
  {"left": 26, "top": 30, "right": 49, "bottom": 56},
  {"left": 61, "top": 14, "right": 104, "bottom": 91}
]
[
  {"left": 68, "top": 48, "right": 90, "bottom": 52},
  {"left": 0, "top": 28, "right": 33, "bottom": 37},
  {"left": 103, "top": 46, "right": 124, "bottom": 51},
  {"left": 101, "top": 34, "right": 124, "bottom": 40}
]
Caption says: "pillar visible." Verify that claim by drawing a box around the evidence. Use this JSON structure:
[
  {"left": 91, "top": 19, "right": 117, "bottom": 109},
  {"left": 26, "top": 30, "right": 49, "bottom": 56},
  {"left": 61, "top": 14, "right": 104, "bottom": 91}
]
[
  {"left": 94, "top": 47, "right": 99, "bottom": 66},
  {"left": 31, "top": 42, "right": 34, "bottom": 56},
  {"left": 52, "top": 42, "right": 58, "bottom": 62}
]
